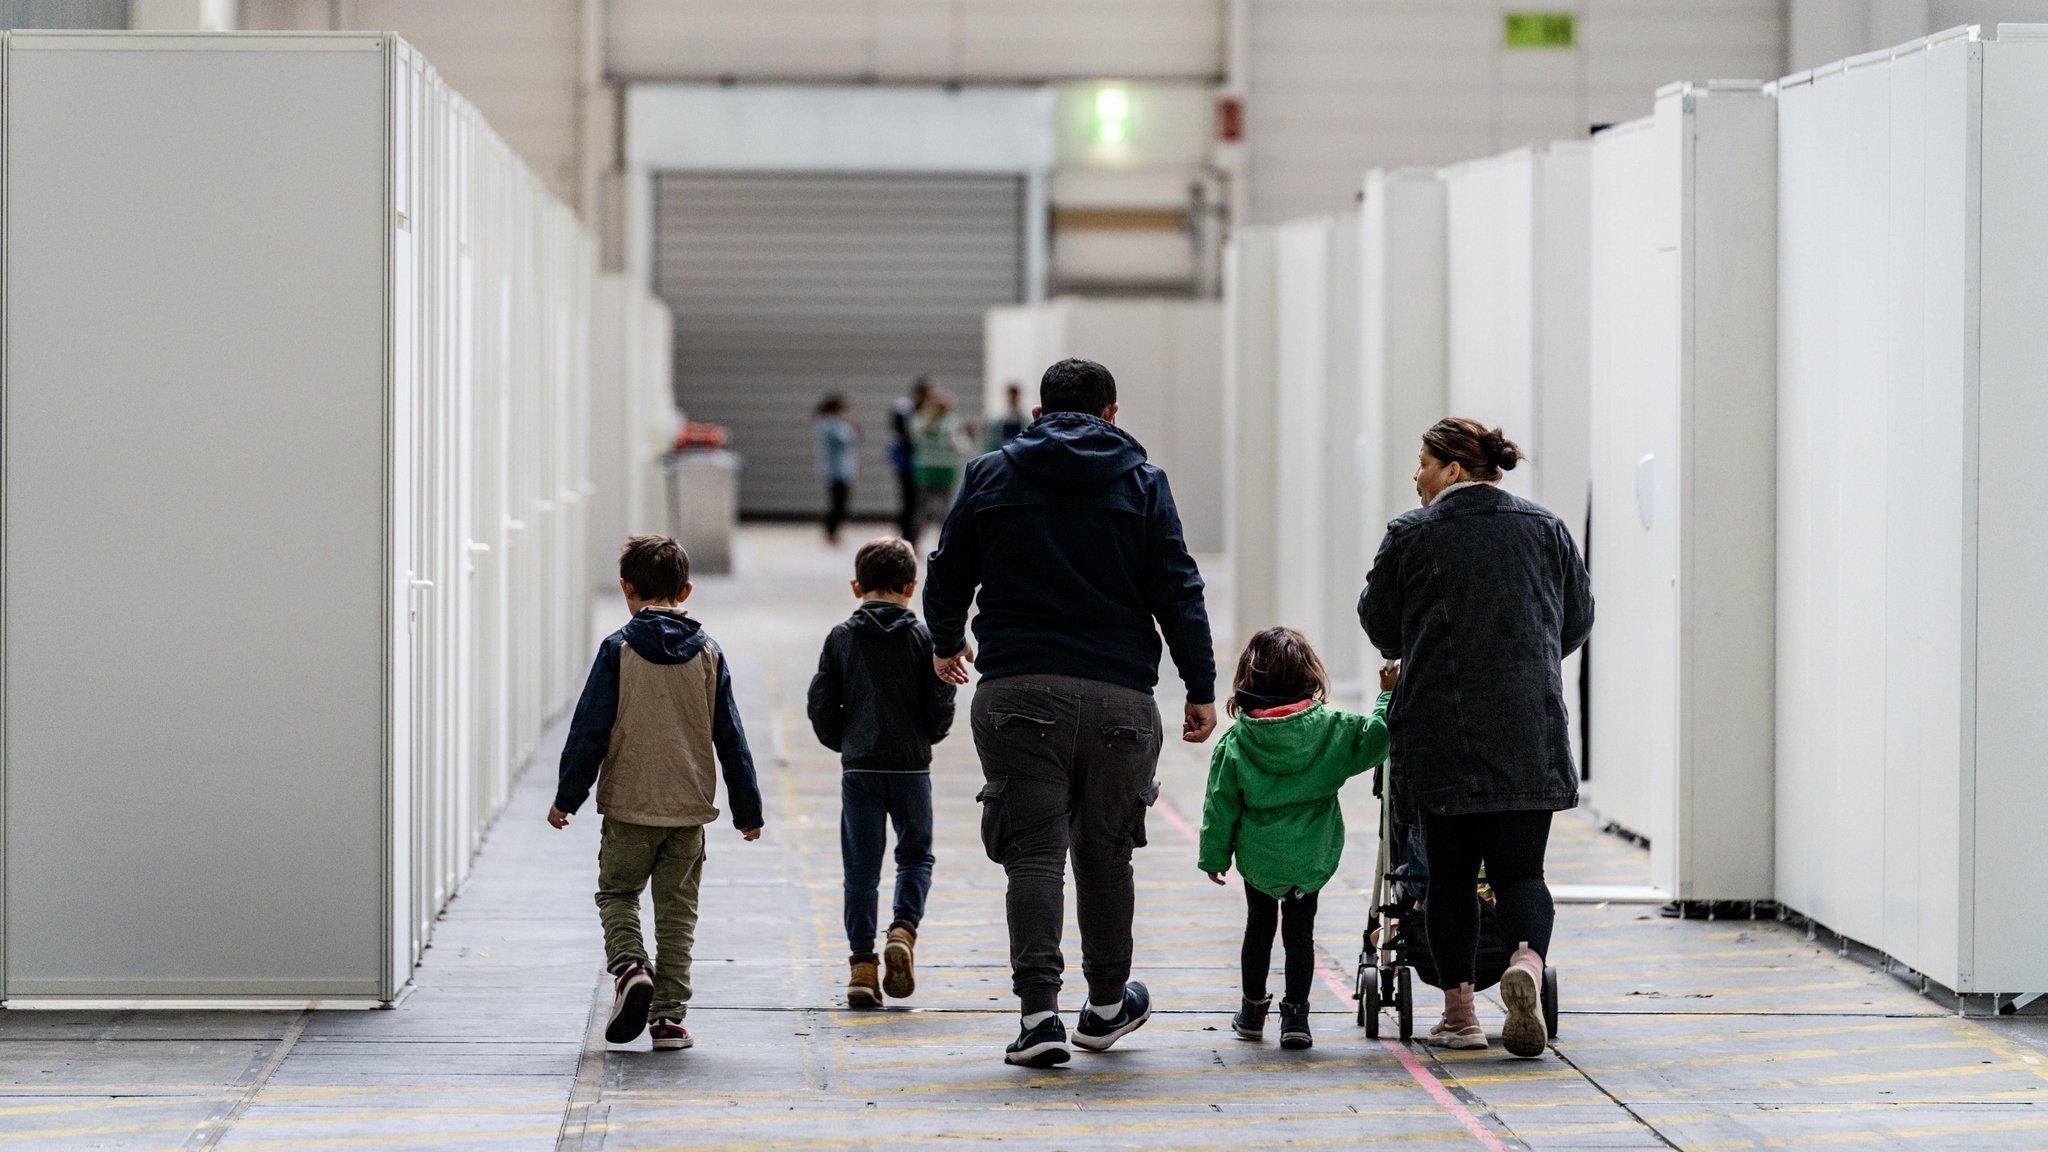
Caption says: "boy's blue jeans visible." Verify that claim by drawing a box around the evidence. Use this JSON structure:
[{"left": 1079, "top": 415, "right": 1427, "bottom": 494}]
[{"left": 841, "top": 772, "right": 934, "bottom": 954}]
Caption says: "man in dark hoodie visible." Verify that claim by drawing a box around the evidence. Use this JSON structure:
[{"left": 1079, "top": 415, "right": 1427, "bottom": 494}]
[
  {"left": 549, "top": 536, "right": 764, "bottom": 1054},
  {"left": 924, "top": 357, "right": 1217, "bottom": 1068},
  {"left": 806, "top": 537, "right": 957, "bottom": 1010}
]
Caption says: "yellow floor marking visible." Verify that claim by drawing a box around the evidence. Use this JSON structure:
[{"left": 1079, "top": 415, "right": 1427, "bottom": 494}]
[{"left": 1686, "top": 1111, "right": 2048, "bottom": 1150}]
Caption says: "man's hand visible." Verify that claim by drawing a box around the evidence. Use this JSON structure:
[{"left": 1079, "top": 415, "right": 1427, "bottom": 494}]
[
  {"left": 1207, "top": 871, "right": 1228, "bottom": 886},
  {"left": 1183, "top": 701, "right": 1217, "bottom": 743},
  {"left": 546, "top": 806, "right": 570, "bottom": 829},
  {"left": 934, "top": 642, "right": 975, "bottom": 685},
  {"left": 1379, "top": 661, "right": 1401, "bottom": 693},
  {"left": 740, "top": 827, "right": 762, "bottom": 842}
]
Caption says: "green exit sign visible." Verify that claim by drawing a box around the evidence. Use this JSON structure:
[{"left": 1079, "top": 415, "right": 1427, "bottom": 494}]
[{"left": 1505, "top": 11, "right": 1576, "bottom": 49}]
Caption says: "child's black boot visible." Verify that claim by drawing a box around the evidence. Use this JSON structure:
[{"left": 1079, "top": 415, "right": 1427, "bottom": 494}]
[
  {"left": 1279, "top": 1000, "right": 1312, "bottom": 1049},
  {"left": 1232, "top": 995, "right": 1271, "bottom": 1041}
]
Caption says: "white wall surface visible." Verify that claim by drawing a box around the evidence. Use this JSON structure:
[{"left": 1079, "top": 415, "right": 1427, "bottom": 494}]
[
  {"left": 1224, "top": 228, "right": 1281, "bottom": 651},
  {"left": 1776, "top": 25, "right": 2048, "bottom": 994},
  {"left": 1244, "top": 0, "right": 1787, "bottom": 223},
  {"left": 0, "top": 31, "right": 595, "bottom": 1001},
  {"left": 1788, "top": 0, "right": 2048, "bottom": 70},
  {"left": 1358, "top": 168, "right": 1447, "bottom": 536},
  {"left": 588, "top": 275, "right": 677, "bottom": 586},
  {"left": 2, "top": 31, "right": 392, "bottom": 998},
  {"left": 605, "top": 0, "right": 1226, "bottom": 83},
  {"left": 1587, "top": 83, "right": 1776, "bottom": 903},
  {"left": 981, "top": 298, "right": 1225, "bottom": 553}
]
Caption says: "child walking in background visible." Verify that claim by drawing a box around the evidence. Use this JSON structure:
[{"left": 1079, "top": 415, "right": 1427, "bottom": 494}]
[
  {"left": 1197, "top": 628, "right": 1395, "bottom": 1049},
  {"left": 549, "top": 536, "right": 765, "bottom": 1052},
  {"left": 814, "top": 395, "right": 858, "bottom": 546},
  {"left": 910, "top": 389, "right": 965, "bottom": 540},
  {"left": 807, "top": 538, "right": 958, "bottom": 1008}
]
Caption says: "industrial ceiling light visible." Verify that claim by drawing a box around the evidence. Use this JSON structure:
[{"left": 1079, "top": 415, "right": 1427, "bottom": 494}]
[{"left": 1094, "top": 86, "right": 1130, "bottom": 145}]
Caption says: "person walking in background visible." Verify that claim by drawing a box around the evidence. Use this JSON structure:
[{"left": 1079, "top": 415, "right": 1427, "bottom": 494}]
[
  {"left": 807, "top": 537, "right": 957, "bottom": 1010},
  {"left": 814, "top": 395, "right": 858, "bottom": 546},
  {"left": 924, "top": 357, "right": 1217, "bottom": 1068},
  {"left": 1359, "top": 418, "right": 1592, "bottom": 1059},
  {"left": 1198, "top": 629, "right": 1395, "bottom": 1051},
  {"left": 910, "top": 389, "right": 965, "bottom": 543},
  {"left": 549, "top": 536, "right": 765, "bottom": 1054},
  {"left": 889, "top": 377, "right": 932, "bottom": 541},
  {"left": 987, "top": 382, "right": 1029, "bottom": 450}
]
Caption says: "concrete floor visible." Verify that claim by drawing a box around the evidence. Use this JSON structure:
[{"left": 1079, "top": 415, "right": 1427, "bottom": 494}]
[{"left": 5, "top": 524, "right": 2048, "bottom": 1150}]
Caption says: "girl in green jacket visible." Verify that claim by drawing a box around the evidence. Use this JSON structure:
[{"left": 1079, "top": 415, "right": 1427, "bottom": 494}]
[{"left": 1198, "top": 627, "right": 1395, "bottom": 1049}]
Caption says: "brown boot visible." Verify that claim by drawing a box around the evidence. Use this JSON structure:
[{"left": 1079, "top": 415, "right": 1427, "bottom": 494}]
[
  {"left": 847, "top": 953, "right": 882, "bottom": 1009},
  {"left": 883, "top": 921, "right": 917, "bottom": 999}
]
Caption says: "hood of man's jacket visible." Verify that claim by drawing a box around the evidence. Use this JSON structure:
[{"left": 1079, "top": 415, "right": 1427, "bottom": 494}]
[
  {"left": 850, "top": 600, "right": 920, "bottom": 637},
  {"left": 1000, "top": 412, "right": 1148, "bottom": 491},
  {"left": 622, "top": 608, "right": 708, "bottom": 665}
]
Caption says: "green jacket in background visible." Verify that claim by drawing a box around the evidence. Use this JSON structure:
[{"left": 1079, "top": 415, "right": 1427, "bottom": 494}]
[{"left": 1197, "top": 694, "right": 1392, "bottom": 898}]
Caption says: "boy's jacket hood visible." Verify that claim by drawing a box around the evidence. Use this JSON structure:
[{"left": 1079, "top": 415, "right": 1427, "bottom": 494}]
[
  {"left": 1225, "top": 703, "right": 1344, "bottom": 781},
  {"left": 849, "top": 600, "right": 919, "bottom": 637},
  {"left": 622, "top": 608, "right": 708, "bottom": 665},
  {"left": 1000, "top": 412, "right": 1148, "bottom": 491}
]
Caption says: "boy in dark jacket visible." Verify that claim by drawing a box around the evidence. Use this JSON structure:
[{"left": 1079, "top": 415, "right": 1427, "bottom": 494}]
[
  {"left": 807, "top": 537, "right": 957, "bottom": 1008},
  {"left": 549, "top": 536, "right": 764, "bottom": 1053}
]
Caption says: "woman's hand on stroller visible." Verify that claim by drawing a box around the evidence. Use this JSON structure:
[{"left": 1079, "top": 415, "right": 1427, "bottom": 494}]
[{"left": 1206, "top": 871, "right": 1228, "bottom": 886}]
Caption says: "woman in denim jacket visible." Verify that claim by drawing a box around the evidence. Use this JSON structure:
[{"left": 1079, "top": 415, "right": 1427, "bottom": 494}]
[{"left": 1359, "top": 418, "right": 1592, "bottom": 1058}]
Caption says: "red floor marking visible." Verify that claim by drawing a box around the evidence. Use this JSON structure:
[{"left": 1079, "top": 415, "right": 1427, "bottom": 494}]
[{"left": 1153, "top": 790, "right": 1514, "bottom": 1152}]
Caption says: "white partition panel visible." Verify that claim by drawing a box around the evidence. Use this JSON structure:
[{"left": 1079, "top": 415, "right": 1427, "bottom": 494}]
[
  {"left": 1776, "top": 25, "right": 2048, "bottom": 996},
  {"left": 1272, "top": 219, "right": 1332, "bottom": 648},
  {"left": 591, "top": 275, "right": 679, "bottom": 585},
  {"left": 1224, "top": 230, "right": 1281, "bottom": 652},
  {"left": 980, "top": 299, "right": 1225, "bottom": 553},
  {"left": 1588, "top": 82, "right": 1776, "bottom": 903},
  {"left": 2, "top": 32, "right": 593, "bottom": 1001},
  {"left": 1359, "top": 169, "right": 1447, "bottom": 679},
  {"left": 1443, "top": 142, "right": 1593, "bottom": 772}
]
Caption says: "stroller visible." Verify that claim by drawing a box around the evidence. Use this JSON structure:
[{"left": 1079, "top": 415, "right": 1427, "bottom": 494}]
[{"left": 1354, "top": 763, "right": 1560, "bottom": 1040}]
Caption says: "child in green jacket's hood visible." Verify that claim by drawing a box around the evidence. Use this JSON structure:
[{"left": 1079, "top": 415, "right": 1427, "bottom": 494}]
[{"left": 1198, "top": 627, "right": 1393, "bottom": 1048}]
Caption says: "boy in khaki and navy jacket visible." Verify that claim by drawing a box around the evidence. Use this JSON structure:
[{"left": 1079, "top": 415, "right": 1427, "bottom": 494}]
[{"left": 549, "top": 535, "right": 764, "bottom": 1053}]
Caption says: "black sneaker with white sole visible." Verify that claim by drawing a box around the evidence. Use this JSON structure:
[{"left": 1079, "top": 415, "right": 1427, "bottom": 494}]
[
  {"left": 1005, "top": 1015, "right": 1071, "bottom": 1068},
  {"left": 605, "top": 963, "right": 654, "bottom": 1044},
  {"left": 1072, "top": 981, "right": 1152, "bottom": 1052}
]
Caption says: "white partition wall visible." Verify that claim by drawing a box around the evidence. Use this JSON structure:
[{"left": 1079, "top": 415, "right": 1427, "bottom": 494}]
[
  {"left": 1224, "top": 230, "right": 1281, "bottom": 652},
  {"left": 1776, "top": 25, "right": 2048, "bottom": 996},
  {"left": 590, "top": 274, "right": 679, "bottom": 586},
  {"left": 1442, "top": 143, "right": 1593, "bottom": 770},
  {"left": 1359, "top": 169, "right": 1448, "bottom": 676},
  {"left": 1, "top": 32, "right": 592, "bottom": 1001},
  {"left": 1587, "top": 82, "right": 1777, "bottom": 903},
  {"left": 980, "top": 299, "right": 1225, "bottom": 553}
]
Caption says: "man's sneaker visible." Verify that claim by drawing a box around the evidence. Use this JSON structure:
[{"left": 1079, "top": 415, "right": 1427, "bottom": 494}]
[
  {"left": 649, "top": 1018, "right": 692, "bottom": 1050},
  {"left": 1004, "top": 1014, "right": 1071, "bottom": 1068},
  {"left": 605, "top": 963, "right": 654, "bottom": 1044},
  {"left": 1232, "top": 995, "right": 1271, "bottom": 1041},
  {"left": 1499, "top": 943, "right": 1547, "bottom": 1058},
  {"left": 1278, "top": 1000, "right": 1312, "bottom": 1049},
  {"left": 1072, "top": 981, "right": 1152, "bottom": 1052},
  {"left": 847, "top": 953, "right": 882, "bottom": 1009},
  {"left": 883, "top": 921, "right": 917, "bottom": 999}
]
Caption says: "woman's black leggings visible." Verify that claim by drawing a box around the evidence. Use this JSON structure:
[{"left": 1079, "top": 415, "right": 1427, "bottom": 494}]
[
  {"left": 1422, "top": 810, "right": 1554, "bottom": 988},
  {"left": 1242, "top": 886, "right": 1319, "bottom": 1004}
]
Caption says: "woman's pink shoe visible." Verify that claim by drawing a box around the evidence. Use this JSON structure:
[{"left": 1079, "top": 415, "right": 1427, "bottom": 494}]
[
  {"left": 1498, "top": 943, "right": 1547, "bottom": 1058},
  {"left": 1426, "top": 983, "right": 1488, "bottom": 1050}
]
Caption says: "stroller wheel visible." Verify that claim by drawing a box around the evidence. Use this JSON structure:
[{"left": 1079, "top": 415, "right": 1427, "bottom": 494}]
[
  {"left": 1396, "top": 966, "right": 1414, "bottom": 1041},
  {"left": 1542, "top": 965, "right": 1560, "bottom": 1039},
  {"left": 1360, "top": 965, "right": 1381, "bottom": 1036}
]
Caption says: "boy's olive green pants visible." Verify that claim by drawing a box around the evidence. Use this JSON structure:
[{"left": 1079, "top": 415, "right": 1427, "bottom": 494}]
[{"left": 595, "top": 818, "right": 705, "bottom": 1021}]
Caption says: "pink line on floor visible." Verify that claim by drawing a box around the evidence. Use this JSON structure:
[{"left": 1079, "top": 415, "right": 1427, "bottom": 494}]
[{"left": 1153, "top": 790, "right": 1513, "bottom": 1152}]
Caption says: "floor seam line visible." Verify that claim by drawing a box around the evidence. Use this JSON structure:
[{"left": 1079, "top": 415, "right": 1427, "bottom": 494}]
[
  {"left": 180, "top": 1007, "right": 309, "bottom": 1151},
  {"left": 555, "top": 969, "right": 612, "bottom": 1152},
  {"left": 1548, "top": 1045, "right": 1683, "bottom": 1150}
]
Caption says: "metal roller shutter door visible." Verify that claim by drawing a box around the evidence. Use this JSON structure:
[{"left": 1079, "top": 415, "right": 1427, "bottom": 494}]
[{"left": 655, "top": 172, "right": 1025, "bottom": 517}]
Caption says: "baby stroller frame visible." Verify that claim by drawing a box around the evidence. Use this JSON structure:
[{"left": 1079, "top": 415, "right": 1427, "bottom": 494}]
[{"left": 1354, "top": 764, "right": 1560, "bottom": 1041}]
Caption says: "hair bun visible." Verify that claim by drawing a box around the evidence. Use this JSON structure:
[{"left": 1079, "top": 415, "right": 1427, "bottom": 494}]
[{"left": 1482, "top": 428, "right": 1522, "bottom": 471}]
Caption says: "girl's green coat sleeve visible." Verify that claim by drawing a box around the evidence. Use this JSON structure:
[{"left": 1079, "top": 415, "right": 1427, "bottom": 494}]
[
  {"left": 1346, "top": 692, "right": 1394, "bottom": 782},
  {"left": 1196, "top": 735, "right": 1242, "bottom": 875}
]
